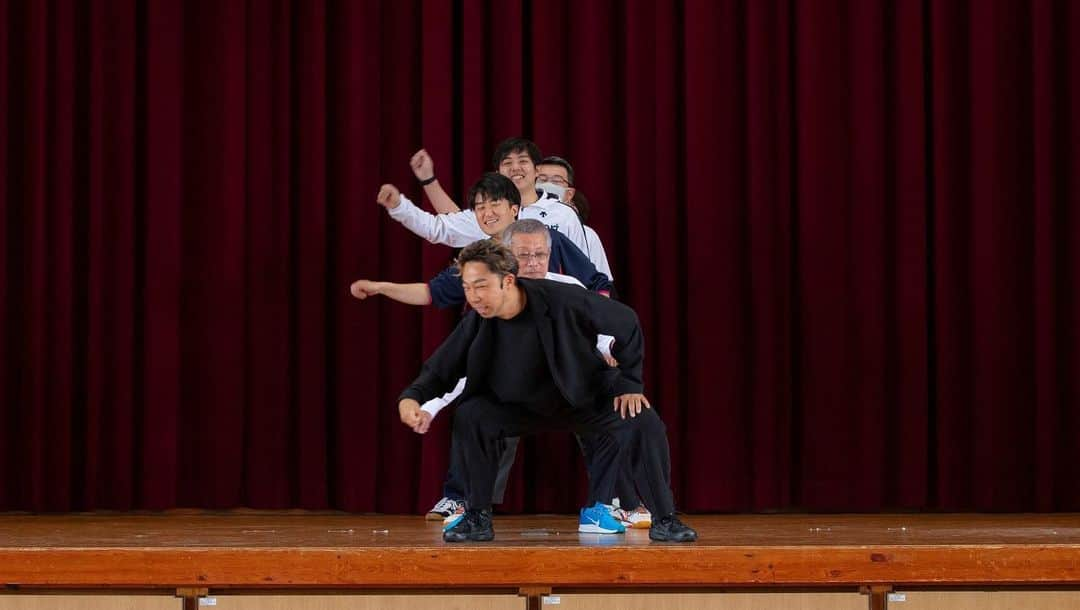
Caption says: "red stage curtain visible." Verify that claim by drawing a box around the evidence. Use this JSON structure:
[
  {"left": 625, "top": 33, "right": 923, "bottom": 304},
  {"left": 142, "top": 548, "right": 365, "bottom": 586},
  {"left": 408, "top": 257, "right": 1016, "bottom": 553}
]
[{"left": 1, "top": 0, "right": 1078, "bottom": 513}]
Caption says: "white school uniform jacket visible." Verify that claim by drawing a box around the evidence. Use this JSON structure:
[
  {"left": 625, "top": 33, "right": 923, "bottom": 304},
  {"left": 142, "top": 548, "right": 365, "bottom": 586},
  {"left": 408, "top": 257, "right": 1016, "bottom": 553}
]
[
  {"left": 387, "top": 192, "right": 591, "bottom": 259},
  {"left": 583, "top": 224, "right": 613, "bottom": 281}
]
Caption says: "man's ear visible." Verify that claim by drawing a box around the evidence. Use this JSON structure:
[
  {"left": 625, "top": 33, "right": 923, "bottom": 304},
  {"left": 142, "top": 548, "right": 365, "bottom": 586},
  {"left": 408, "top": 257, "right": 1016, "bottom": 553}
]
[
  {"left": 503, "top": 273, "right": 516, "bottom": 290},
  {"left": 510, "top": 204, "right": 520, "bottom": 219},
  {"left": 565, "top": 187, "right": 576, "bottom": 203}
]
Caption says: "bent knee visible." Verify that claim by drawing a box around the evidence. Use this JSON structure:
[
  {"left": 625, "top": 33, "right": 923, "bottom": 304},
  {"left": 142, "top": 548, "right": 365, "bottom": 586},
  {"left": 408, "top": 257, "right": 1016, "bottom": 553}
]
[{"left": 635, "top": 408, "right": 667, "bottom": 435}]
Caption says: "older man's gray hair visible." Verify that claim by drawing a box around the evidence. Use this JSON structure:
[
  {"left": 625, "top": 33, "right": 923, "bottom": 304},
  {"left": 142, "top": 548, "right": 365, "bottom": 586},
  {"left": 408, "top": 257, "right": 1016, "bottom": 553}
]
[{"left": 501, "top": 218, "right": 551, "bottom": 248}]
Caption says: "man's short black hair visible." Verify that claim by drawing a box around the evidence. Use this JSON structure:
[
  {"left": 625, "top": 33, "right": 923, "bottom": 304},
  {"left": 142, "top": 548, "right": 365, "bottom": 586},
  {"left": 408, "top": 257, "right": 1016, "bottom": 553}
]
[
  {"left": 539, "top": 155, "right": 575, "bottom": 185},
  {"left": 466, "top": 172, "right": 521, "bottom": 209},
  {"left": 491, "top": 137, "right": 542, "bottom": 169}
]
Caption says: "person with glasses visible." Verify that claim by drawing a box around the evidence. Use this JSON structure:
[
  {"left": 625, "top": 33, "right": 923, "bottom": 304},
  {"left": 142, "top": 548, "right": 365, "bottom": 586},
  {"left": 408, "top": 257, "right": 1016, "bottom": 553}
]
[
  {"left": 407, "top": 219, "right": 633, "bottom": 531},
  {"left": 351, "top": 178, "right": 636, "bottom": 526},
  {"left": 503, "top": 209, "right": 642, "bottom": 527},
  {"left": 353, "top": 174, "right": 612, "bottom": 309},
  {"left": 535, "top": 156, "right": 614, "bottom": 282},
  {"left": 408, "top": 219, "right": 650, "bottom": 533},
  {"left": 393, "top": 138, "right": 591, "bottom": 256},
  {"left": 351, "top": 174, "right": 614, "bottom": 521},
  {"left": 396, "top": 238, "right": 697, "bottom": 543}
]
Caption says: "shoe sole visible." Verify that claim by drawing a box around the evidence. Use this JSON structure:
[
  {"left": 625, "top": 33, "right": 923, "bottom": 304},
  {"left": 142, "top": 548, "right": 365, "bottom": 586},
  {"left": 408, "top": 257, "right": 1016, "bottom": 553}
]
[
  {"left": 648, "top": 532, "right": 697, "bottom": 542},
  {"left": 425, "top": 512, "right": 447, "bottom": 521},
  {"left": 578, "top": 523, "right": 625, "bottom": 534},
  {"left": 629, "top": 520, "right": 652, "bottom": 529},
  {"left": 443, "top": 532, "right": 494, "bottom": 542}
]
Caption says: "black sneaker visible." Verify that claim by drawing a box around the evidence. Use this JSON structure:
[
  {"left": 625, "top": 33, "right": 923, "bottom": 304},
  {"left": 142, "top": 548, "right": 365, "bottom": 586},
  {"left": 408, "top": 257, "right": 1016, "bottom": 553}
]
[
  {"left": 649, "top": 514, "right": 697, "bottom": 542},
  {"left": 442, "top": 508, "right": 495, "bottom": 542}
]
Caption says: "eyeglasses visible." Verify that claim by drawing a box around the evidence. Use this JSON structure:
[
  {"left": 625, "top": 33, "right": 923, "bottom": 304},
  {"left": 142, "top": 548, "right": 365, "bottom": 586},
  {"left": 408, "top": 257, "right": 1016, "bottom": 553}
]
[
  {"left": 514, "top": 251, "right": 550, "bottom": 262},
  {"left": 536, "top": 175, "right": 570, "bottom": 187}
]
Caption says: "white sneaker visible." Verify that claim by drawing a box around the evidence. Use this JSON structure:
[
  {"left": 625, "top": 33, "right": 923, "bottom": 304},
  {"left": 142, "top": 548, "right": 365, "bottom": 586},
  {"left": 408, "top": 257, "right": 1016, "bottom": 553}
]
[
  {"left": 425, "top": 497, "right": 461, "bottom": 521},
  {"left": 624, "top": 506, "right": 652, "bottom": 529}
]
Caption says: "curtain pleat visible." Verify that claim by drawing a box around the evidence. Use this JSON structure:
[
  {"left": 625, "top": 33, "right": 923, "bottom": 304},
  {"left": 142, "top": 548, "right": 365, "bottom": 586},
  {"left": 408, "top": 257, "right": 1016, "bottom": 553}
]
[{"left": 1, "top": 0, "right": 1077, "bottom": 512}]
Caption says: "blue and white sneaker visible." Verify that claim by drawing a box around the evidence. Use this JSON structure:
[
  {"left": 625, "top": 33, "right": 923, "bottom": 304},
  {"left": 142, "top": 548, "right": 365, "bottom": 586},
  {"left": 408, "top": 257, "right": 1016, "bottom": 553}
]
[
  {"left": 578, "top": 502, "right": 626, "bottom": 534},
  {"left": 442, "top": 505, "right": 465, "bottom": 531}
]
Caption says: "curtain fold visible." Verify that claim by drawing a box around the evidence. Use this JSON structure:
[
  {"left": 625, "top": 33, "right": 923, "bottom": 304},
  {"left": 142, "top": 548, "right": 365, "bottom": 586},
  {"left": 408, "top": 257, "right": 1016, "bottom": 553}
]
[{"left": 1, "top": 0, "right": 1077, "bottom": 512}]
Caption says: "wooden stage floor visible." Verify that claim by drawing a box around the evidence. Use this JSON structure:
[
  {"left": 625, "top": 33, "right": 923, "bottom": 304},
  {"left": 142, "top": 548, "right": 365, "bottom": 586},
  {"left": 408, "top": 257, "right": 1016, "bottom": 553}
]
[{"left": 2, "top": 512, "right": 1080, "bottom": 590}]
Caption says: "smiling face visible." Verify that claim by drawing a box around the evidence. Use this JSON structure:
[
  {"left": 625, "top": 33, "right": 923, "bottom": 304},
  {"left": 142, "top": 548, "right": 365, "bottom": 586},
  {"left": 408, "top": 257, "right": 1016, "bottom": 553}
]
[
  {"left": 498, "top": 150, "right": 538, "bottom": 193},
  {"left": 473, "top": 195, "right": 519, "bottom": 237},
  {"left": 460, "top": 261, "right": 515, "bottom": 318}
]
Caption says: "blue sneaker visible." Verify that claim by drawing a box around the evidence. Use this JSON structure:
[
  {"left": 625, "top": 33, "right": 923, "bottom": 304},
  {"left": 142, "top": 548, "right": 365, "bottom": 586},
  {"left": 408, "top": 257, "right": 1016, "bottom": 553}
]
[
  {"left": 442, "top": 507, "right": 465, "bottom": 531},
  {"left": 442, "top": 507, "right": 464, "bottom": 531},
  {"left": 578, "top": 502, "right": 626, "bottom": 534}
]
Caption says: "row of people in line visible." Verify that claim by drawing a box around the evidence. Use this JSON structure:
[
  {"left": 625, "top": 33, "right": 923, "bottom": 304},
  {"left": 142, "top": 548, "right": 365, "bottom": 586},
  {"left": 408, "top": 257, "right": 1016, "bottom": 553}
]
[{"left": 351, "top": 139, "right": 695, "bottom": 542}]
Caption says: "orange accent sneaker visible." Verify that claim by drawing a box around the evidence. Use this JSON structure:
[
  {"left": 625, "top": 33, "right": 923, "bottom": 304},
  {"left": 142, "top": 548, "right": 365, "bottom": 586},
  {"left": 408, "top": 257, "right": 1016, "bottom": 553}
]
[{"left": 625, "top": 506, "right": 652, "bottom": 529}]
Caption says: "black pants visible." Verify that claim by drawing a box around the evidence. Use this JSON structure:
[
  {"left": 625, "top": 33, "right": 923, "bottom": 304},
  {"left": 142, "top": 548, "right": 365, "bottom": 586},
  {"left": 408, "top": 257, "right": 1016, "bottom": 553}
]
[
  {"left": 577, "top": 434, "right": 645, "bottom": 511},
  {"left": 442, "top": 434, "right": 644, "bottom": 509},
  {"left": 452, "top": 394, "right": 675, "bottom": 516},
  {"left": 442, "top": 436, "right": 519, "bottom": 504}
]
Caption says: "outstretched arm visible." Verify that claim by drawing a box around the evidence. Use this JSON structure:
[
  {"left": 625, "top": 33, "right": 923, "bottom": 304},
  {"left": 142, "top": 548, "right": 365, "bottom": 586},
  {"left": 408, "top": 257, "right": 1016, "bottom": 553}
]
[
  {"left": 410, "top": 149, "right": 461, "bottom": 213},
  {"left": 350, "top": 279, "right": 432, "bottom": 306},
  {"left": 380, "top": 184, "right": 484, "bottom": 247}
]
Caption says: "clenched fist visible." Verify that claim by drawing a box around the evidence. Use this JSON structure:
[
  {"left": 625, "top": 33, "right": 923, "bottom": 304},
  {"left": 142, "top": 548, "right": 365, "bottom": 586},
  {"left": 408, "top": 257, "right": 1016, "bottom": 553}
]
[
  {"left": 350, "top": 279, "right": 382, "bottom": 300},
  {"left": 376, "top": 184, "right": 401, "bottom": 209},
  {"left": 399, "top": 399, "right": 422, "bottom": 429},
  {"left": 412, "top": 411, "right": 433, "bottom": 434},
  {"left": 410, "top": 149, "right": 435, "bottom": 182}
]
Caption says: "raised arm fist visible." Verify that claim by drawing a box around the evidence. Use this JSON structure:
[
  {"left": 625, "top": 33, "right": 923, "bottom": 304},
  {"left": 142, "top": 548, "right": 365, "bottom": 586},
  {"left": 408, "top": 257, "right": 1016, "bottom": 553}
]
[
  {"left": 376, "top": 184, "right": 401, "bottom": 209},
  {"left": 350, "top": 279, "right": 382, "bottom": 300},
  {"left": 410, "top": 149, "right": 435, "bottom": 182}
]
